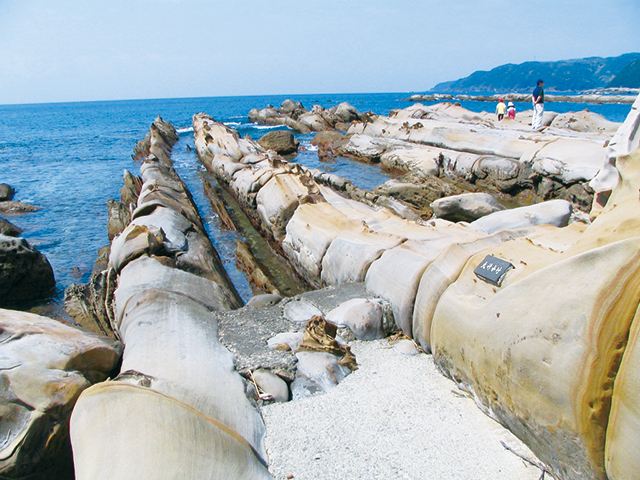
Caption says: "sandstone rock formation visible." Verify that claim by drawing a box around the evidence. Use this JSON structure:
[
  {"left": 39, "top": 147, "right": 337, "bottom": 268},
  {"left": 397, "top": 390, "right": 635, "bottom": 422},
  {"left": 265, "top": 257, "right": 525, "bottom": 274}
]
[
  {"left": 70, "top": 119, "right": 271, "bottom": 479},
  {"left": 249, "top": 99, "right": 364, "bottom": 133},
  {"left": 338, "top": 102, "right": 617, "bottom": 214},
  {"left": 0, "top": 309, "right": 121, "bottom": 479},
  {"left": 193, "top": 95, "right": 640, "bottom": 480}
]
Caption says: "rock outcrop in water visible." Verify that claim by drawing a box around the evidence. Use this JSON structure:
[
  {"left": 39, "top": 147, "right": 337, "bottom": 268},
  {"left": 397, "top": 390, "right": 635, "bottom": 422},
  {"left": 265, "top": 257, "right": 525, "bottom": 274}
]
[
  {"left": 249, "top": 99, "right": 365, "bottom": 133},
  {"left": 69, "top": 119, "right": 271, "bottom": 479},
  {"left": 0, "top": 184, "right": 14, "bottom": 201},
  {"left": 406, "top": 92, "right": 638, "bottom": 104},
  {"left": 0, "top": 234, "right": 55, "bottom": 306},
  {"left": 193, "top": 95, "right": 640, "bottom": 480}
]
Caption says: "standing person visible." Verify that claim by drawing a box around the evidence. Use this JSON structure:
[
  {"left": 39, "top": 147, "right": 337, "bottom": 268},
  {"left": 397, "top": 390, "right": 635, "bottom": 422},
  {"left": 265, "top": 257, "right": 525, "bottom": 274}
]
[
  {"left": 507, "top": 101, "right": 516, "bottom": 119},
  {"left": 532, "top": 79, "right": 545, "bottom": 130},
  {"left": 495, "top": 98, "right": 506, "bottom": 121}
]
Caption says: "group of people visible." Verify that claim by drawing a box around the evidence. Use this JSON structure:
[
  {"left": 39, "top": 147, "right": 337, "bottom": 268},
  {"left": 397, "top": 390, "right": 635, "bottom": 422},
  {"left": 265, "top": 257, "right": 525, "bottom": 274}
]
[
  {"left": 495, "top": 99, "right": 516, "bottom": 121},
  {"left": 494, "top": 79, "right": 545, "bottom": 130}
]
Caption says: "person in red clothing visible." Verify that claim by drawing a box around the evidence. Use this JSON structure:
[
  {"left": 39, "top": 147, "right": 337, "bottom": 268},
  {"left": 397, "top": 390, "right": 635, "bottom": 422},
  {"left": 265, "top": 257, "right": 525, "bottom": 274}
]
[{"left": 507, "top": 101, "right": 516, "bottom": 119}]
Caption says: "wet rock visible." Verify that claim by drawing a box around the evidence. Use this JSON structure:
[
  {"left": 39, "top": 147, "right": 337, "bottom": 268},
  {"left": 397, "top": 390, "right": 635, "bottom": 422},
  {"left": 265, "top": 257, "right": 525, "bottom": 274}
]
[
  {"left": 0, "top": 235, "right": 55, "bottom": 305},
  {"left": 0, "top": 217, "right": 22, "bottom": 236},
  {"left": 258, "top": 130, "right": 300, "bottom": 155},
  {"left": 0, "top": 184, "right": 14, "bottom": 201},
  {"left": 0, "top": 308, "right": 121, "bottom": 479},
  {"left": 431, "top": 192, "right": 505, "bottom": 222}
]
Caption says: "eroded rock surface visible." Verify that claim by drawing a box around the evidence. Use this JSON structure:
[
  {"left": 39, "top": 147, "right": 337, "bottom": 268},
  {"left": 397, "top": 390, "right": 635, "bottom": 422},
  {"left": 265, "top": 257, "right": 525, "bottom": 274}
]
[
  {"left": 70, "top": 119, "right": 270, "bottom": 479},
  {"left": 0, "top": 309, "right": 121, "bottom": 479},
  {"left": 193, "top": 95, "right": 640, "bottom": 480}
]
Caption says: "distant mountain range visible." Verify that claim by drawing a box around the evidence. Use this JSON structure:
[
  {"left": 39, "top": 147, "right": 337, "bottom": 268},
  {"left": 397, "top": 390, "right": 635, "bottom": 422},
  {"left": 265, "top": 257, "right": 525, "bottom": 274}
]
[{"left": 431, "top": 53, "right": 640, "bottom": 93}]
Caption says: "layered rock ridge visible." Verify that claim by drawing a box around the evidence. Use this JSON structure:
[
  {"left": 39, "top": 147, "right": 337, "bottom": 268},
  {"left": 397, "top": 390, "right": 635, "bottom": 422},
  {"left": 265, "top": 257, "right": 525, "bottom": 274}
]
[
  {"left": 339, "top": 102, "right": 619, "bottom": 215},
  {"left": 249, "top": 99, "right": 365, "bottom": 133},
  {"left": 69, "top": 119, "right": 271, "bottom": 479},
  {"left": 193, "top": 95, "right": 640, "bottom": 480}
]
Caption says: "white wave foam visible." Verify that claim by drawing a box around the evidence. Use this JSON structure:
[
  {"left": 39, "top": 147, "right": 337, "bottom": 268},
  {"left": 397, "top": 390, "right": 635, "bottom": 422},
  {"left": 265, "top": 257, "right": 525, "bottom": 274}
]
[
  {"left": 250, "top": 123, "right": 291, "bottom": 130},
  {"left": 177, "top": 127, "right": 194, "bottom": 133}
]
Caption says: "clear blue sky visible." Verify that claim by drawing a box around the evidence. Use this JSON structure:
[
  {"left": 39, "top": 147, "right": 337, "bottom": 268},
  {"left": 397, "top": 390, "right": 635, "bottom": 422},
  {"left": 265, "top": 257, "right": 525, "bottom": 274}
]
[{"left": 1, "top": 0, "right": 638, "bottom": 105}]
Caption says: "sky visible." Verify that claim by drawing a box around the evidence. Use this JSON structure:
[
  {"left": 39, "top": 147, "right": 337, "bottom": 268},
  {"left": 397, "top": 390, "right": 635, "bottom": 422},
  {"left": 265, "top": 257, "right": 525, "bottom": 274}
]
[{"left": 1, "top": 0, "right": 639, "bottom": 105}]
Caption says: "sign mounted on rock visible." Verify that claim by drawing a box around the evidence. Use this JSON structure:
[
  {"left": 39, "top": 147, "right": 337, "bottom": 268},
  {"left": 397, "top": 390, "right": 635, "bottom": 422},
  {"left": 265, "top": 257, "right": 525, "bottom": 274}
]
[{"left": 474, "top": 255, "right": 514, "bottom": 286}]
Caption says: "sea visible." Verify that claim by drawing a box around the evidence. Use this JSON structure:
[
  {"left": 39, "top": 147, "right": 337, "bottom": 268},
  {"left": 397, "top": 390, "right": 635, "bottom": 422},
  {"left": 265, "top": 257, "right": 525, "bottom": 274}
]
[{"left": 0, "top": 92, "right": 634, "bottom": 310}]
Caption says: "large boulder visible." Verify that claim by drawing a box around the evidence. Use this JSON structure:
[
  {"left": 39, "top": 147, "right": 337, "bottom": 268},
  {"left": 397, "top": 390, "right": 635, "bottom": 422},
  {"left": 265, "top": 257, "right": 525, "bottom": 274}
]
[
  {"left": 71, "top": 120, "right": 268, "bottom": 480},
  {"left": 0, "top": 235, "right": 55, "bottom": 305},
  {"left": 258, "top": 130, "right": 300, "bottom": 155},
  {"left": 0, "top": 309, "right": 121, "bottom": 479}
]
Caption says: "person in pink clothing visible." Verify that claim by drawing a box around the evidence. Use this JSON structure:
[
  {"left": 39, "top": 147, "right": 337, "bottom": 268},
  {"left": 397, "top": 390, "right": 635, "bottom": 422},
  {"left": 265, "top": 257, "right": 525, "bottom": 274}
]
[{"left": 507, "top": 101, "right": 516, "bottom": 119}]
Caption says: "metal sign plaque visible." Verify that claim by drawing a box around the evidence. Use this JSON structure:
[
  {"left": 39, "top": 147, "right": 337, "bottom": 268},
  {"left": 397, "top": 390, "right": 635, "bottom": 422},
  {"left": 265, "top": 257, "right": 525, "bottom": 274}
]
[{"left": 474, "top": 255, "right": 514, "bottom": 287}]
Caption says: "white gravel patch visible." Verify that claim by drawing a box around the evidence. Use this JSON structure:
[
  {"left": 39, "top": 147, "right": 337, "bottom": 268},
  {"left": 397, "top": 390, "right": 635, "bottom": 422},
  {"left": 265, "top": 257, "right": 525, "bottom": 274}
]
[{"left": 262, "top": 339, "right": 543, "bottom": 480}]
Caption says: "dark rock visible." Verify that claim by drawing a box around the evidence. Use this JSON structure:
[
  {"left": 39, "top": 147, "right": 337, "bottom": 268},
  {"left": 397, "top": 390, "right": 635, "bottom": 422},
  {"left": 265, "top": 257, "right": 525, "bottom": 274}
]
[
  {"left": 0, "top": 217, "right": 22, "bottom": 236},
  {"left": 0, "top": 184, "right": 14, "bottom": 201},
  {"left": 0, "top": 235, "right": 55, "bottom": 305},
  {"left": 64, "top": 243, "right": 116, "bottom": 339},
  {"left": 258, "top": 130, "right": 300, "bottom": 155},
  {"left": 107, "top": 199, "right": 131, "bottom": 240},
  {"left": 375, "top": 173, "right": 470, "bottom": 215},
  {"left": 120, "top": 170, "right": 142, "bottom": 205},
  {"left": 0, "top": 201, "right": 41, "bottom": 213},
  {"left": 311, "top": 131, "right": 348, "bottom": 161}
]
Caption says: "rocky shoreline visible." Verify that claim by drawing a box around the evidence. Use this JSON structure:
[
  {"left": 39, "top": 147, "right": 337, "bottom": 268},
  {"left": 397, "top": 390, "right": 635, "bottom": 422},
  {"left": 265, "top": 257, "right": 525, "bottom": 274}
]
[{"left": 0, "top": 94, "right": 639, "bottom": 479}]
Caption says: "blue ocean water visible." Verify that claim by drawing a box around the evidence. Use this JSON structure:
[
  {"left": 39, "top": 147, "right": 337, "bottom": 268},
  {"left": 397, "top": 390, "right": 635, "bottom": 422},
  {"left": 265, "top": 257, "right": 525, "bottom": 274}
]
[{"left": 0, "top": 93, "right": 634, "bottom": 307}]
